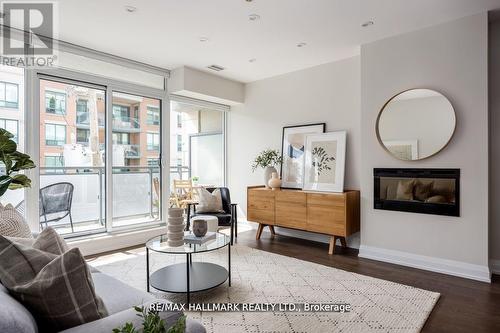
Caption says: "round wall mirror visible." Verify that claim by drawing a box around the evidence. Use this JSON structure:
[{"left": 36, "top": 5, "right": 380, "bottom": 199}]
[{"left": 376, "top": 88, "right": 456, "bottom": 161}]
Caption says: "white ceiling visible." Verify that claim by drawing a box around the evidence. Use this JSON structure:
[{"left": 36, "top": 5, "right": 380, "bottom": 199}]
[{"left": 31, "top": 0, "right": 500, "bottom": 82}]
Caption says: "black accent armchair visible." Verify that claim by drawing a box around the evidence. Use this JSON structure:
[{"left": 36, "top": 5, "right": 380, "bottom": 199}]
[{"left": 186, "top": 187, "right": 238, "bottom": 245}]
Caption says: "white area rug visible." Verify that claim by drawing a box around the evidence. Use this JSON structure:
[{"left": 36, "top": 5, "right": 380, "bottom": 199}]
[{"left": 89, "top": 244, "right": 439, "bottom": 333}]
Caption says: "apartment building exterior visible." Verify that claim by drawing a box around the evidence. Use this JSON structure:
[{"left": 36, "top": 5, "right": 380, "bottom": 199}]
[{"left": 39, "top": 80, "right": 161, "bottom": 168}]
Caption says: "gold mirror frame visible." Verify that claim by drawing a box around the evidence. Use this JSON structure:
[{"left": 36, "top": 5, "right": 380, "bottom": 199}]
[{"left": 375, "top": 88, "right": 457, "bottom": 161}]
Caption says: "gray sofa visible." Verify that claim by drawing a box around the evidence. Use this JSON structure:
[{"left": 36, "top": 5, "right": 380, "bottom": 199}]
[{"left": 0, "top": 269, "right": 205, "bottom": 333}]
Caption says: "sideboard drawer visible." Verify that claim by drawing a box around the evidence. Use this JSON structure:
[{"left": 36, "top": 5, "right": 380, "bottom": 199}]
[
  {"left": 248, "top": 208, "right": 275, "bottom": 225},
  {"left": 307, "top": 205, "right": 346, "bottom": 235},
  {"left": 307, "top": 193, "right": 345, "bottom": 207},
  {"left": 275, "top": 191, "right": 306, "bottom": 229}
]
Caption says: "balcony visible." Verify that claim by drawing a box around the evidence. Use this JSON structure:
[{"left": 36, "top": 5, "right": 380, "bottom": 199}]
[
  {"left": 123, "top": 144, "right": 140, "bottom": 158},
  {"left": 76, "top": 111, "right": 105, "bottom": 128},
  {"left": 5, "top": 166, "right": 187, "bottom": 236},
  {"left": 112, "top": 116, "right": 140, "bottom": 132}
]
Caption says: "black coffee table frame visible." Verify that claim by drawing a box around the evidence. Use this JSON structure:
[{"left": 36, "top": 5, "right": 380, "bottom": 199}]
[{"left": 146, "top": 238, "right": 230, "bottom": 304}]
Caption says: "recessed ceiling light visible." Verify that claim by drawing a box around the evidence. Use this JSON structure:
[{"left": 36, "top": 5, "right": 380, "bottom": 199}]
[
  {"left": 245, "top": 0, "right": 254, "bottom": 2},
  {"left": 199, "top": 37, "right": 209, "bottom": 42},
  {"left": 297, "top": 42, "right": 307, "bottom": 48},
  {"left": 249, "top": 58, "right": 256, "bottom": 63},
  {"left": 124, "top": 6, "right": 137, "bottom": 13},
  {"left": 361, "top": 21, "right": 374, "bottom": 27},
  {"left": 249, "top": 14, "right": 261, "bottom": 21}
]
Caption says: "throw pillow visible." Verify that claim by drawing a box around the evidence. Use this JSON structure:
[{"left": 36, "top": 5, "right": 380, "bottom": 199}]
[
  {"left": 196, "top": 188, "right": 225, "bottom": 213},
  {"left": 425, "top": 195, "right": 448, "bottom": 204},
  {"left": 0, "top": 236, "right": 108, "bottom": 332},
  {"left": 0, "top": 203, "right": 32, "bottom": 238},
  {"left": 396, "top": 179, "right": 415, "bottom": 201},
  {"left": 414, "top": 180, "right": 434, "bottom": 202}
]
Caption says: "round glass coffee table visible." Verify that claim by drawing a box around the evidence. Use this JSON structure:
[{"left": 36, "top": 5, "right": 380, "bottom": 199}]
[{"left": 146, "top": 232, "right": 231, "bottom": 303}]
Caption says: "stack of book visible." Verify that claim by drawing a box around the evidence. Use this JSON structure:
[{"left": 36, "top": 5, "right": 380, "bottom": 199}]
[{"left": 184, "top": 232, "right": 216, "bottom": 245}]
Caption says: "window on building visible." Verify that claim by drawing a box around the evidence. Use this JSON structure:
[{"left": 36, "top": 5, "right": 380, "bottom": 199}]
[
  {"left": 177, "top": 158, "right": 182, "bottom": 166},
  {"left": 77, "top": 129, "right": 90, "bottom": 144},
  {"left": 177, "top": 113, "right": 182, "bottom": 128},
  {"left": 112, "top": 104, "right": 130, "bottom": 119},
  {"left": 147, "top": 106, "right": 160, "bottom": 125},
  {"left": 0, "top": 82, "right": 19, "bottom": 108},
  {"left": 45, "top": 123, "right": 66, "bottom": 146},
  {"left": 45, "top": 91, "right": 66, "bottom": 114},
  {"left": 0, "top": 119, "right": 18, "bottom": 143},
  {"left": 147, "top": 133, "right": 160, "bottom": 151},
  {"left": 177, "top": 134, "right": 182, "bottom": 152},
  {"left": 45, "top": 156, "right": 64, "bottom": 167},
  {"left": 112, "top": 132, "right": 130, "bottom": 145}
]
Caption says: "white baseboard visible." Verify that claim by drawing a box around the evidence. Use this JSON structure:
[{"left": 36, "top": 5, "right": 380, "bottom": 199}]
[
  {"left": 359, "top": 245, "right": 491, "bottom": 283},
  {"left": 68, "top": 226, "right": 166, "bottom": 256},
  {"left": 489, "top": 259, "right": 500, "bottom": 275}
]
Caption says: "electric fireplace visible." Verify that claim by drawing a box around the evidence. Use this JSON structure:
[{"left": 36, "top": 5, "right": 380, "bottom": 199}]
[{"left": 374, "top": 168, "right": 460, "bottom": 217}]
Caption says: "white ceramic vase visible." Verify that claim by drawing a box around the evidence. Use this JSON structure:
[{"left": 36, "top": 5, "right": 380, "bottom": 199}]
[
  {"left": 167, "top": 208, "right": 185, "bottom": 246},
  {"left": 264, "top": 166, "right": 277, "bottom": 188},
  {"left": 268, "top": 172, "right": 282, "bottom": 191}
]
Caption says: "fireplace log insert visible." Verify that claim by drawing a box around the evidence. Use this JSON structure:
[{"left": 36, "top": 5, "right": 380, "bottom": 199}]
[{"left": 374, "top": 168, "right": 460, "bottom": 217}]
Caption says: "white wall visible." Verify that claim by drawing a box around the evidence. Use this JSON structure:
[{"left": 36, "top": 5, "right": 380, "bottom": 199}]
[
  {"left": 228, "top": 56, "right": 361, "bottom": 246},
  {"left": 359, "top": 13, "right": 490, "bottom": 282},
  {"left": 489, "top": 19, "right": 500, "bottom": 271}
]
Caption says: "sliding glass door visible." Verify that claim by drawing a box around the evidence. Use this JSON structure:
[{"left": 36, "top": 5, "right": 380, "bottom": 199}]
[
  {"left": 38, "top": 78, "right": 106, "bottom": 235},
  {"left": 111, "top": 92, "right": 161, "bottom": 229},
  {"left": 36, "top": 77, "right": 164, "bottom": 237}
]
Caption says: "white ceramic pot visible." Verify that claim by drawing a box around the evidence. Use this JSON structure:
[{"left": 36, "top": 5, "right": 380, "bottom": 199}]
[
  {"left": 167, "top": 224, "right": 185, "bottom": 232},
  {"left": 167, "top": 232, "right": 184, "bottom": 241},
  {"left": 268, "top": 172, "right": 282, "bottom": 191},
  {"left": 168, "top": 208, "right": 183, "bottom": 218},
  {"left": 264, "top": 166, "right": 277, "bottom": 188},
  {"left": 167, "top": 239, "right": 184, "bottom": 247},
  {"left": 168, "top": 216, "right": 184, "bottom": 225}
]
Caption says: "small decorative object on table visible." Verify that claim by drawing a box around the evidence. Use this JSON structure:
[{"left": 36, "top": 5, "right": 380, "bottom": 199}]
[
  {"left": 167, "top": 208, "right": 185, "bottom": 247},
  {"left": 184, "top": 232, "right": 216, "bottom": 245},
  {"left": 252, "top": 149, "right": 283, "bottom": 188},
  {"left": 268, "top": 172, "right": 282, "bottom": 190},
  {"left": 192, "top": 218, "right": 208, "bottom": 237}
]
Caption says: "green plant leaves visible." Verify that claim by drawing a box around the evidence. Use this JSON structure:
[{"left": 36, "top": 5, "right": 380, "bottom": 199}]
[
  {"left": 252, "top": 149, "right": 283, "bottom": 171},
  {"left": 0, "top": 129, "right": 36, "bottom": 198}
]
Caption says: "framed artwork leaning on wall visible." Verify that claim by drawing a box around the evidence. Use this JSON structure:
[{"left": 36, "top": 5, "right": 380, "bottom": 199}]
[
  {"left": 280, "top": 123, "right": 325, "bottom": 189},
  {"left": 303, "top": 131, "right": 346, "bottom": 193}
]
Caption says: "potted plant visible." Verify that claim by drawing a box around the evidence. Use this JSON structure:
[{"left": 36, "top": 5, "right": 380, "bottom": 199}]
[
  {"left": 252, "top": 149, "right": 283, "bottom": 188},
  {"left": 0, "top": 129, "right": 36, "bottom": 198},
  {"left": 113, "top": 306, "right": 186, "bottom": 333}
]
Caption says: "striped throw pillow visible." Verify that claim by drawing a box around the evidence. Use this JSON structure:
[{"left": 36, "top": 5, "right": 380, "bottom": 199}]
[{"left": 0, "top": 203, "right": 32, "bottom": 238}]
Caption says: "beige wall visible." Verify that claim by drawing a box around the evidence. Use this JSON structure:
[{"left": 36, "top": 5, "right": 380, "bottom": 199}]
[
  {"left": 359, "top": 13, "right": 489, "bottom": 280},
  {"left": 228, "top": 56, "right": 361, "bottom": 246},
  {"left": 489, "top": 19, "right": 500, "bottom": 266}
]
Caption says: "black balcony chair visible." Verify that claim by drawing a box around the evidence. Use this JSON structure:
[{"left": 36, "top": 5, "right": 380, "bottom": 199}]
[
  {"left": 39, "top": 182, "right": 75, "bottom": 232},
  {"left": 15, "top": 182, "right": 75, "bottom": 232},
  {"left": 186, "top": 187, "right": 238, "bottom": 245}
]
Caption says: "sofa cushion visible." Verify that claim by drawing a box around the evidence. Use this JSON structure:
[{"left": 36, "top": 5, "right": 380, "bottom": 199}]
[
  {"left": 0, "top": 236, "right": 108, "bottom": 332},
  {"left": 91, "top": 272, "right": 154, "bottom": 315},
  {"left": 0, "top": 203, "right": 32, "bottom": 238},
  {"left": 0, "top": 284, "right": 37, "bottom": 333}
]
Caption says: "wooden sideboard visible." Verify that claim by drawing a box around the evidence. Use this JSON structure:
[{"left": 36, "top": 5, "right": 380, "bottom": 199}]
[{"left": 247, "top": 186, "right": 360, "bottom": 254}]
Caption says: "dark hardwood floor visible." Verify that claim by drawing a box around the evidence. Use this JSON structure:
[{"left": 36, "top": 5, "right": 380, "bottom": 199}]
[{"left": 233, "top": 229, "right": 500, "bottom": 333}]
